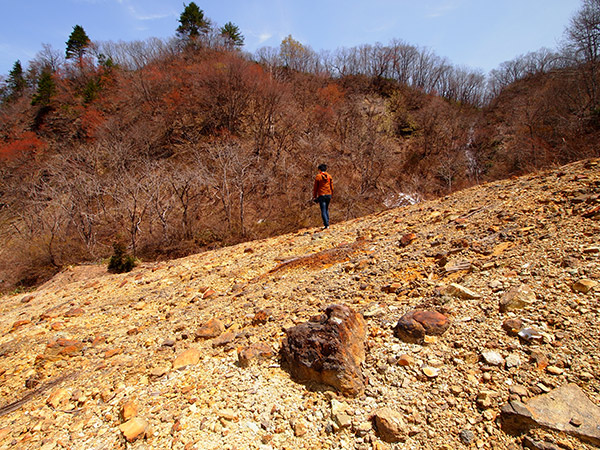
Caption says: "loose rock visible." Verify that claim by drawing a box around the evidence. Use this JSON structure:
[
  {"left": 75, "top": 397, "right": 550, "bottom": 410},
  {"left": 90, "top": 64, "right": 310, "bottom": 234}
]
[
  {"left": 372, "top": 407, "right": 407, "bottom": 443},
  {"left": 172, "top": 347, "right": 201, "bottom": 370},
  {"left": 119, "top": 417, "right": 149, "bottom": 442},
  {"left": 393, "top": 310, "right": 450, "bottom": 343},
  {"left": 280, "top": 304, "right": 366, "bottom": 397}
]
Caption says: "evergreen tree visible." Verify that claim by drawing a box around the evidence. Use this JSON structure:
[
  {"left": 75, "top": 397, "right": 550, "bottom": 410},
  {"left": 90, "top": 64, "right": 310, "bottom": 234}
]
[
  {"left": 31, "top": 70, "right": 56, "bottom": 106},
  {"left": 66, "top": 25, "right": 91, "bottom": 60},
  {"left": 220, "top": 22, "right": 244, "bottom": 48},
  {"left": 6, "top": 60, "right": 27, "bottom": 100},
  {"left": 177, "top": 3, "right": 210, "bottom": 39}
]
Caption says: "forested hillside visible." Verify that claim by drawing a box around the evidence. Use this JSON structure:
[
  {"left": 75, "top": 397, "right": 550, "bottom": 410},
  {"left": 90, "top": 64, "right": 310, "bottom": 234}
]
[{"left": 1, "top": 1, "right": 599, "bottom": 291}]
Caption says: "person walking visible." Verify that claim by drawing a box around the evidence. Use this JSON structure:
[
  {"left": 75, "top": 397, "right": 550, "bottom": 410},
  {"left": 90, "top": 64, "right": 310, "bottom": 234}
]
[{"left": 312, "top": 164, "right": 333, "bottom": 229}]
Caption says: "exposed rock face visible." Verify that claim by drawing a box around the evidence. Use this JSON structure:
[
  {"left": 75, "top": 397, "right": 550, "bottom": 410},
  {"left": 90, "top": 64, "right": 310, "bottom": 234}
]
[
  {"left": 500, "top": 384, "right": 600, "bottom": 446},
  {"left": 393, "top": 309, "right": 450, "bottom": 343},
  {"left": 280, "top": 304, "right": 366, "bottom": 397}
]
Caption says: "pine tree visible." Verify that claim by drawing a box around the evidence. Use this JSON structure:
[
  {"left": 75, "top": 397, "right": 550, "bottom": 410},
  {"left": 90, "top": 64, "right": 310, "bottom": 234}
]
[
  {"left": 6, "top": 60, "right": 27, "bottom": 100},
  {"left": 177, "top": 3, "right": 210, "bottom": 39},
  {"left": 31, "top": 70, "right": 56, "bottom": 106},
  {"left": 220, "top": 22, "right": 244, "bottom": 49},
  {"left": 66, "top": 25, "right": 91, "bottom": 60}
]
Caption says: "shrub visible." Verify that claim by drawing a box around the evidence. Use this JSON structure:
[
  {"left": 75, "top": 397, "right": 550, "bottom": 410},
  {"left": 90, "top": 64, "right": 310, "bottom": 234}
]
[{"left": 107, "top": 242, "right": 136, "bottom": 273}]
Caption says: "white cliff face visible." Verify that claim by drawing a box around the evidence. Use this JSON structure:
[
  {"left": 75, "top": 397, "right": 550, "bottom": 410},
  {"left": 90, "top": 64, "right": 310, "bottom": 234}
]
[{"left": 383, "top": 191, "right": 421, "bottom": 208}]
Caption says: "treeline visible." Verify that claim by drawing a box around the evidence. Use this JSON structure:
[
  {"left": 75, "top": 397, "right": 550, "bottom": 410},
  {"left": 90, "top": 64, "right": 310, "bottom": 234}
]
[{"left": 0, "top": 1, "right": 599, "bottom": 291}]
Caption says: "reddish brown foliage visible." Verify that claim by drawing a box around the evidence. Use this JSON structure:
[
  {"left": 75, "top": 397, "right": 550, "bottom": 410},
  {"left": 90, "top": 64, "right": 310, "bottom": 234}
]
[
  {"left": 0, "top": 132, "right": 47, "bottom": 160},
  {"left": 1, "top": 43, "right": 599, "bottom": 293}
]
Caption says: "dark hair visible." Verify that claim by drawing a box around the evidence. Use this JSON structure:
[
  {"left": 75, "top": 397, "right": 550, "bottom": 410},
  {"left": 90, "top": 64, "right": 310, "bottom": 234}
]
[{"left": 318, "top": 164, "right": 327, "bottom": 171}]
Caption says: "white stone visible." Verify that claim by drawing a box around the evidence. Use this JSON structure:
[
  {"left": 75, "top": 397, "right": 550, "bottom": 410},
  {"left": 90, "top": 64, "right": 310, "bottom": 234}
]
[{"left": 481, "top": 351, "right": 504, "bottom": 366}]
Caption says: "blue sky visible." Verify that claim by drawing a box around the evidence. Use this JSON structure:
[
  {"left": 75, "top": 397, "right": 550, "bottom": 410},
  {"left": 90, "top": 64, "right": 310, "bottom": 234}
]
[{"left": 0, "top": 0, "right": 582, "bottom": 77}]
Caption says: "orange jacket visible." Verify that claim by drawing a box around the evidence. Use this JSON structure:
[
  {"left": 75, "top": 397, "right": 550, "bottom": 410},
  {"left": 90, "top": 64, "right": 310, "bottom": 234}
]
[{"left": 313, "top": 171, "right": 333, "bottom": 198}]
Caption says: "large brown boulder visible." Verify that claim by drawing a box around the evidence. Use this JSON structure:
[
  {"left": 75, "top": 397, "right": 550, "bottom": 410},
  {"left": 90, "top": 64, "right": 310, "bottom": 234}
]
[
  {"left": 280, "top": 304, "right": 366, "bottom": 397},
  {"left": 393, "top": 309, "right": 450, "bottom": 343},
  {"left": 500, "top": 383, "right": 600, "bottom": 446}
]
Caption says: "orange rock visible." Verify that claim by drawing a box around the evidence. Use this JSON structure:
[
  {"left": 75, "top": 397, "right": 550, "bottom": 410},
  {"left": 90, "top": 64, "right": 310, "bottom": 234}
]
[
  {"left": 202, "top": 289, "right": 217, "bottom": 299},
  {"left": 64, "top": 307, "right": 84, "bottom": 317},
  {"left": 399, "top": 233, "right": 417, "bottom": 247},
  {"left": 423, "top": 366, "right": 439, "bottom": 378},
  {"left": 530, "top": 351, "right": 549, "bottom": 371},
  {"left": 394, "top": 310, "right": 450, "bottom": 343},
  {"left": 59, "top": 345, "right": 82, "bottom": 356},
  {"left": 104, "top": 348, "right": 123, "bottom": 358},
  {"left": 372, "top": 407, "right": 407, "bottom": 443},
  {"left": 10, "top": 320, "right": 31, "bottom": 332},
  {"left": 491, "top": 242, "right": 512, "bottom": 256},
  {"left": 92, "top": 335, "right": 107, "bottom": 346},
  {"left": 172, "top": 348, "right": 201, "bottom": 370},
  {"left": 195, "top": 318, "right": 224, "bottom": 339},
  {"left": 120, "top": 401, "right": 138, "bottom": 422},
  {"left": 46, "top": 338, "right": 83, "bottom": 357},
  {"left": 237, "top": 342, "right": 274, "bottom": 367},
  {"left": 251, "top": 310, "right": 269, "bottom": 326},
  {"left": 50, "top": 322, "right": 66, "bottom": 331},
  {"left": 119, "top": 417, "right": 148, "bottom": 442},
  {"left": 47, "top": 388, "right": 70, "bottom": 409},
  {"left": 40, "top": 310, "right": 60, "bottom": 321},
  {"left": 396, "top": 354, "right": 414, "bottom": 367},
  {"left": 55, "top": 338, "right": 81, "bottom": 347}
]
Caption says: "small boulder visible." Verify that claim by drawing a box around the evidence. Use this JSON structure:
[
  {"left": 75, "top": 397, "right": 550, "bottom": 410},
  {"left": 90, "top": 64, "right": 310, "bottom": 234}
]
[
  {"left": 237, "top": 342, "right": 274, "bottom": 367},
  {"left": 499, "top": 284, "right": 536, "bottom": 312},
  {"left": 518, "top": 327, "right": 543, "bottom": 344},
  {"left": 251, "top": 310, "right": 269, "bottom": 325},
  {"left": 10, "top": 320, "right": 31, "bottom": 332},
  {"left": 481, "top": 350, "right": 505, "bottom": 367},
  {"left": 500, "top": 383, "right": 600, "bottom": 446},
  {"left": 394, "top": 310, "right": 450, "bottom": 343},
  {"left": 195, "top": 318, "right": 224, "bottom": 340},
  {"left": 331, "top": 399, "right": 352, "bottom": 429},
  {"left": 119, "top": 401, "right": 138, "bottom": 422},
  {"left": 64, "top": 307, "right": 85, "bottom": 317},
  {"left": 47, "top": 388, "right": 70, "bottom": 409},
  {"left": 443, "top": 283, "right": 481, "bottom": 300},
  {"left": 280, "top": 304, "right": 366, "bottom": 397},
  {"left": 572, "top": 279, "right": 597, "bottom": 294},
  {"left": 119, "top": 417, "right": 149, "bottom": 442},
  {"left": 502, "top": 318, "right": 523, "bottom": 336},
  {"left": 396, "top": 354, "right": 415, "bottom": 366},
  {"left": 212, "top": 330, "right": 236, "bottom": 348},
  {"left": 372, "top": 407, "right": 407, "bottom": 443},
  {"left": 399, "top": 233, "right": 417, "bottom": 247},
  {"left": 172, "top": 347, "right": 201, "bottom": 370}
]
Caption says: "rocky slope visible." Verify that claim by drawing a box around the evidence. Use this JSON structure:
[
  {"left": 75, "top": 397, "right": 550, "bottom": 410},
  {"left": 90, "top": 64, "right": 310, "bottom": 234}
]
[{"left": 0, "top": 159, "right": 599, "bottom": 450}]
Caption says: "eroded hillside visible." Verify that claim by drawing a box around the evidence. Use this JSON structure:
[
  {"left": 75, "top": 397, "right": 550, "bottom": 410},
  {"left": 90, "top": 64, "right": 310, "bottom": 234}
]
[{"left": 0, "top": 159, "right": 599, "bottom": 450}]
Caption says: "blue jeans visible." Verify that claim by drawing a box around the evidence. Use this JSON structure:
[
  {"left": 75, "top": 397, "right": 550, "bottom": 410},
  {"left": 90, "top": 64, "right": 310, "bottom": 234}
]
[{"left": 317, "top": 195, "right": 331, "bottom": 227}]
